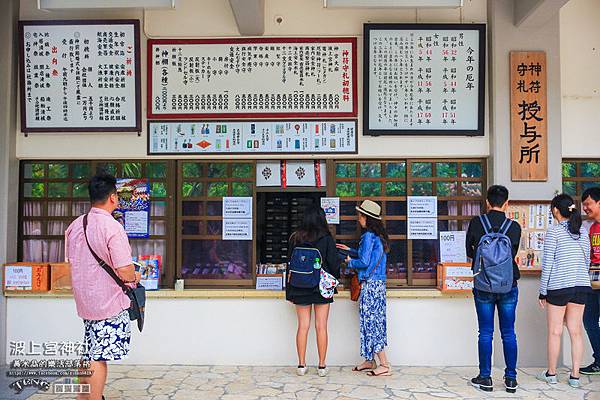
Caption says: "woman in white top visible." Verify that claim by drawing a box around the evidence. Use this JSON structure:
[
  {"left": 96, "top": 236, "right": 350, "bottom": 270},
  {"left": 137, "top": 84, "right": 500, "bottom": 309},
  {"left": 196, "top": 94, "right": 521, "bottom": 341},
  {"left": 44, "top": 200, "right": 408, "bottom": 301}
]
[{"left": 538, "top": 194, "right": 591, "bottom": 388}]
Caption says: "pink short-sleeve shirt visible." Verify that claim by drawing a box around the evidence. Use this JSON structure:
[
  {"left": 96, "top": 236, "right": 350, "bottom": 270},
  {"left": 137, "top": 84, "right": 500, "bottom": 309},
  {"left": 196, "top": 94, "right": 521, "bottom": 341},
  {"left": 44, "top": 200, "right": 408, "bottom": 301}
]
[{"left": 66, "top": 207, "right": 132, "bottom": 321}]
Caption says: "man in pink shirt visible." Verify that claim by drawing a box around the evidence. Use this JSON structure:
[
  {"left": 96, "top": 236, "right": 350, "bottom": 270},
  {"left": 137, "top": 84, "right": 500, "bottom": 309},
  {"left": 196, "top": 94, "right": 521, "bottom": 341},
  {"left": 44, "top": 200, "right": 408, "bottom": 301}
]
[{"left": 66, "top": 173, "right": 138, "bottom": 400}]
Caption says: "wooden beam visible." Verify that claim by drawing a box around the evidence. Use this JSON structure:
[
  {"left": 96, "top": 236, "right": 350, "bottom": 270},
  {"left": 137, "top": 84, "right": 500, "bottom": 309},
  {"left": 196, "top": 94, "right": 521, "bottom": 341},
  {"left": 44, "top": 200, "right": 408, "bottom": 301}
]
[
  {"left": 229, "top": 0, "right": 264, "bottom": 36},
  {"left": 514, "top": 0, "right": 570, "bottom": 28}
]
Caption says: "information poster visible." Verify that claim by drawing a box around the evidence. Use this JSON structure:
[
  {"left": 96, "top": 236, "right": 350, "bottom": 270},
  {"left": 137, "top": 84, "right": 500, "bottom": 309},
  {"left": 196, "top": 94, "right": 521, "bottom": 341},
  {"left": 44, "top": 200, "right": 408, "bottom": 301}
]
[
  {"left": 222, "top": 219, "right": 252, "bottom": 241},
  {"left": 148, "top": 120, "right": 357, "bottom": 155},
  {"left": 407, "top": 196, "right": 438, "bottom": 239},
  {"left": 439, "top": 231, "right": 467, "bottom": 263},
  {"left": 321, "top": 197, "right": 340, "bottom": 224},
  {"left": 364, "top": 23, "right": 485, "bottom": 136},
  {"left": 507, "top": 201, "right": 554, "bottom": 271},
  {"left": 114, "top": 178, "right": 150, "bottom": 238},
  {"left": 148, "top": 37, "right": 357, "bottom": 119},
  {"left": 408, "top": 196, "right": 438, "bottom": 218},
  {"left": 408, "top": 218, "right": 438, "bottom": 240},
  {"left": 255, "top": 275, "right": 283, "bottom": 291},
  {"left": 4, "top": 266, "right": 32, "bottom": 288},
  {"left": 223, "top": 197, "right": 252, "bottom": 219},
  {"left": 19, "top": 20, "right": 141, "bottom": 132}
]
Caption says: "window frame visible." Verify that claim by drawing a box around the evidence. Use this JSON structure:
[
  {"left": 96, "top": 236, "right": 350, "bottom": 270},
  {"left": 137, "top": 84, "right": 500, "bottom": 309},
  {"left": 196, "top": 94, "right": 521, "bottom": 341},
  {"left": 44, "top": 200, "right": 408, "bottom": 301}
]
[
  {"left": 177, "top": 160, "right": 256, "bottom": 288},
  {"left": 331, "top": 158, "right": 487, "bottom": 288},
  {"left": 18, "top": 160, "right": 176, "bottom": 288}
]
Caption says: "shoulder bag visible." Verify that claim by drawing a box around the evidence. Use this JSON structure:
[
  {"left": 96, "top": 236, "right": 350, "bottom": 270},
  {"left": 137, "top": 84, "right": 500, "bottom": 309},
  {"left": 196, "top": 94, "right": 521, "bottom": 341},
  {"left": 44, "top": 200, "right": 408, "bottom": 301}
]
[{"left": 83, "top": 214, "right": 146, "bottom": 332}]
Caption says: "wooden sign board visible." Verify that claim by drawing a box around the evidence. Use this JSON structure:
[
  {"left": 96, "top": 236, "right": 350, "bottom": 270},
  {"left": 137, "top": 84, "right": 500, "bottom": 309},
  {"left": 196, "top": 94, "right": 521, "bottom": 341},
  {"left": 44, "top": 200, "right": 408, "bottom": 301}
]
[{"left": 510, "top": 51, "right": 547, "bottom": 181}]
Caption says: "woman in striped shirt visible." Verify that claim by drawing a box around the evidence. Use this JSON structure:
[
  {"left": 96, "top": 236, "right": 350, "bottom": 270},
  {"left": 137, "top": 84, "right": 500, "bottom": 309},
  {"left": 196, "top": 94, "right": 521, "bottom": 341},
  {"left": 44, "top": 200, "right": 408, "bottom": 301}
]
[{"left": 538, "top": 194, "right": 591, "bottom": 388}]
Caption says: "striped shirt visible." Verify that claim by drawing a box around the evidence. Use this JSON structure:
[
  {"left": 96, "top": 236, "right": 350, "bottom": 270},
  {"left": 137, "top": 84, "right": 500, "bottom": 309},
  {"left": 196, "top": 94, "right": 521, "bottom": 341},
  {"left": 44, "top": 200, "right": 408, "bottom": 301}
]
[{"left": 539, "top": 221, "right": 591, "bottom": 296}]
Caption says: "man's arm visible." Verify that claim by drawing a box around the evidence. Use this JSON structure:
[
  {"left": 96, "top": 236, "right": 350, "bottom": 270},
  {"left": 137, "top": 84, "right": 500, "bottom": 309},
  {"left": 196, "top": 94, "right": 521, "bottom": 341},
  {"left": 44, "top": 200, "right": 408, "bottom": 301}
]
[
  {"left": 465, "top": 217, "right": 477, "bottom": 259},
  {"left": 108, "top": 228, "right": 139, "bottom": 284}
]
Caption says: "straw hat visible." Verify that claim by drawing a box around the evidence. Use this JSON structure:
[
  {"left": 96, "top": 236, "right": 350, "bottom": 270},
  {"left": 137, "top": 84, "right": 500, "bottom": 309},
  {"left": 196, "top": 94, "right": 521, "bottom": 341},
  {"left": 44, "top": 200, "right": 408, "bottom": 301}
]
[{"left": 355, "top": 199, "right": 382, "bottom": 220}]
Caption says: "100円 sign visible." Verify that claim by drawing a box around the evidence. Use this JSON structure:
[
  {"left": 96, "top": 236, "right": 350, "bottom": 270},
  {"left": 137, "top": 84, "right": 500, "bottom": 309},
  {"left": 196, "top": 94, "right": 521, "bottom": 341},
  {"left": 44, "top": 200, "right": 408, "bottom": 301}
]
[
  {"left": 510, "top": 51, "right": 547, "bottom": 181},
  {"left": 148, "top": 37, "right": 357, "bottom": 119}
]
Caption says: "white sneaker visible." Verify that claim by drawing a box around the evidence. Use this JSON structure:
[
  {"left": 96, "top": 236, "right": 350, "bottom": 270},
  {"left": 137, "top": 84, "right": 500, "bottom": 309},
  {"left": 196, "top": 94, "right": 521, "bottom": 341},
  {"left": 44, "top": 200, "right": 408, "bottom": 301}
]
[
  {"left": 317, "top": 367, "right": 328, "bottom": 377},
  {"left": 296, "top": 366, "right": 308, "bottom": 376},
  {"left": 568, "top": 375, "right": 580, "bottom": 388},
  {"left": 536, "top": 371, "right": 558, "bottom": 384}
]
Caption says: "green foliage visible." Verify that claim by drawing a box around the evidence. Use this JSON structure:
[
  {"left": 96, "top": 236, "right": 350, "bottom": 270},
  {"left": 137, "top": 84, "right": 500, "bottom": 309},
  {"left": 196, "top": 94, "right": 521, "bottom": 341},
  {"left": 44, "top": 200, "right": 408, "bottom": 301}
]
[
  {"left": 411, "top": 163, "right": 432, "bottom": 177},
  {"left": 183, "top": 163, "right": 203, "bottom": 178},
  {"left": 147, "top": 163, "right": 167, "bottom": 179},
  {"left": 182, "top": 182, "right": 204, "bottom": 197},
  {"left": 208, "top": 182, "right": 228, "bottom": 197},
  {"left": 360, "top": 163, "right": 381, "bottom": 178},
  {"left": 336, "top": 182, "right": 356, "bottom": 197},
  {"left": 48, "top": 163, "right": 68, "bottom": 178},
  {"left": 232, "top": 163, "right": 252, "bottom": 178},
  {"left": 336, "top": 163, "right": 357, "bottom": 178},
  {"left": 436, "top": 162, "right": 457, "bottom": 177}
]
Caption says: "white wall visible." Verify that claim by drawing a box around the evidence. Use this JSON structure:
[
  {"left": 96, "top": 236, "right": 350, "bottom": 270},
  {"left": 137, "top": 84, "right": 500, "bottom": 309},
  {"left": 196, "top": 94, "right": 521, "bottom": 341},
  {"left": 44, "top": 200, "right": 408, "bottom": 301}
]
[
  {"left": 6, "top": 296, "right": 479, "bottom": 366},
  {"left": 0, "top": 0, "right": 20, "bottom": 367},
  {"left": 16, "top": 0, "right": 490, "bottom": 160},
  {"left": 560, "top": 0, "right": 600, "bottom": 158}
]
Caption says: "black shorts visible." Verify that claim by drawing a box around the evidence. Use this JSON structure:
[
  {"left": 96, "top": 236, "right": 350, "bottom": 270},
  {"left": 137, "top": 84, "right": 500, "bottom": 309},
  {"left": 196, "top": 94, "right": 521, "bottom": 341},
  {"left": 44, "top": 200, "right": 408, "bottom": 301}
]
[{"left": 546, "top": 290, "right": 589, "bottom": 306}]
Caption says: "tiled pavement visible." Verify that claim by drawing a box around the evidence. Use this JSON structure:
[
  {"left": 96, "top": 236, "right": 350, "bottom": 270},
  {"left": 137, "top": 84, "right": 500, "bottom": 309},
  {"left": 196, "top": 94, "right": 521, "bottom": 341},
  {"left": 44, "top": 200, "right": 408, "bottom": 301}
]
[{"left": 12, "top": 365, "right": 600, "bottom": 400}]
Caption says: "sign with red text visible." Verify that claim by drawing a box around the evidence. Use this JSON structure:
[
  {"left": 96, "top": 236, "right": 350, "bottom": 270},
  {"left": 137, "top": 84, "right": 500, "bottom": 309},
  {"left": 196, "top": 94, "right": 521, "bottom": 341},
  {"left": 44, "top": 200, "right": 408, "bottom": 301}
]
[
  {"left": 19, "top": 20, "right": 141, "bottom": 132},
  {"left": 148, "top": 38, "right": 357, "bottom": 119}
]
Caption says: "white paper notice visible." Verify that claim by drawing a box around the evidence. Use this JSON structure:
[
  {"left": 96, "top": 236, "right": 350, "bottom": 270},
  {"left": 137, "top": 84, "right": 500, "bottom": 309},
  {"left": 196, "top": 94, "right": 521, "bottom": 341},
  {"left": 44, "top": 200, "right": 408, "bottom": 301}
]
[
  {"left": 408, "top": 218, "right": 438, "bottom": 239},
  {"left": 123, "top": 211, "right": 148, "bottom": 235},
  {"left": 5, "top": 266, "right": 32, "bottom": 288},
  {"left": 445, "top": 266, "right": 473, "bottom": 278},
  {"left": 408, "top": 196, "right": 438, "bottom": 218},
  {"left": 321, "top": 197, "right": 340, "bottom": 224},
  {"left": 223, "top": 219, "right": 252, "bottom": 240},
  {"left": 223, "top": 197, "right": 252, "bottom": 219},
  {"left": 255, "top": 276, "right": 283, "bottom": 291},
  {"left": 439, "top": 231, "right": 467, "bottom": 263}
]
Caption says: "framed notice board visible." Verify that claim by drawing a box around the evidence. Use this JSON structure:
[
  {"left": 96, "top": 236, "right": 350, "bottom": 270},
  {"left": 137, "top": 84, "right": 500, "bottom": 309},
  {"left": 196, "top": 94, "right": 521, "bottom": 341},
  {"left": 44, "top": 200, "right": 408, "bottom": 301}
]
[
  {"left": 507, "top": 200, "right": 554, "bottom": 275},
  {"left": 363, "top": 23, "right": 485, "bottom": 136},
  {"left": 148, "top": 120, "right": 358, "bottom": 155},
  {"left": 18, "top": 20, "right": 142, "bottom": 132},
  {"left": 147, "top": 37, "right": 357, "bottom": 119}
]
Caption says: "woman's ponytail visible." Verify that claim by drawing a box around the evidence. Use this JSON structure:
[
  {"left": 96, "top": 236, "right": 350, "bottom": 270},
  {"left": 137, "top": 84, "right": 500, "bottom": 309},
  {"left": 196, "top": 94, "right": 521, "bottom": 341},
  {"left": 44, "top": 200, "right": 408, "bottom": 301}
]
[{"left": 550, "top": 194, "right": 582, "bottom": 235}]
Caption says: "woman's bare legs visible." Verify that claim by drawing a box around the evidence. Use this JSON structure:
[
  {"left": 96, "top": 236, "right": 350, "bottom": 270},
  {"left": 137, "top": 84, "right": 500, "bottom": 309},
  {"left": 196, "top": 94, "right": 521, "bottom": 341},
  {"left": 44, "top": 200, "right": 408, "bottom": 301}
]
[{"left": 295, "top": 305, "right": 312, "bottom": 366}]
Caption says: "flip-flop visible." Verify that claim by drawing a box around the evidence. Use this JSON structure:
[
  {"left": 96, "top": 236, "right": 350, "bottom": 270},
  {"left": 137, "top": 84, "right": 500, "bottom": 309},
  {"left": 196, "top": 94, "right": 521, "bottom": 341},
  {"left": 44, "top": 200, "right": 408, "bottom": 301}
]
[
  {"left": 367, "top": 366, "right": 392, "bottom": 377},
  {"left": 352, "top": 363, "right": 376, "bottom": 372}
]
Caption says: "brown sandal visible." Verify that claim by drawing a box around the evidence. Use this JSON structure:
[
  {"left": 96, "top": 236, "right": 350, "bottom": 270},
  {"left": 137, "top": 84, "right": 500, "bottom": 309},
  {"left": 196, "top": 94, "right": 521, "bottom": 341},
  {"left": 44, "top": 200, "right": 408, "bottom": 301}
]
[
  {"left": 367, "top": 364, "right": 392, "bottom": 377},
  {"left": 352, "top": 361, "right": 376, "bottom": 372}
]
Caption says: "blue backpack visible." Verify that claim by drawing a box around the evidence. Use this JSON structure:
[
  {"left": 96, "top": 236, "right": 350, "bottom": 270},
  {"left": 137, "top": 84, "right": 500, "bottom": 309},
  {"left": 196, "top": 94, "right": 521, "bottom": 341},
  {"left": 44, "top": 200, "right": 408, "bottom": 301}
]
[
  {"left": 473, "top": 215, "right": 514, "bottom": 293},
  {"left": 288, "top": 245, "right": 322, "bottom": 288}
]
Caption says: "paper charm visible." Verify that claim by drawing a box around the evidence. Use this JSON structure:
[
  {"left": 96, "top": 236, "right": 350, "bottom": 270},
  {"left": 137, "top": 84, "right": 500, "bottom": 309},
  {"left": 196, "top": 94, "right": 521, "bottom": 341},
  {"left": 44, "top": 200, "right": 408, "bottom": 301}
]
[{"left": 256, "top": 161, "right": 281, "bottom": 187}]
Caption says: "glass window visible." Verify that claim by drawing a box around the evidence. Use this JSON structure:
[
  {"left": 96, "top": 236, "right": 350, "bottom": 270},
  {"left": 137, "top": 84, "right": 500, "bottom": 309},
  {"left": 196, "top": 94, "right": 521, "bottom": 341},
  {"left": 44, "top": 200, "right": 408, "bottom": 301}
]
[
  {"left": 334, "top": 159, "right": 486, "bottom": 288},
  {"left": 436, "top": 162, "right": 457, "bottom": 177},
  {"left": 360, "top": 163, "right": 382, "bottom": 178},
  {"left": 19, "top": 161, "right": 175, "bottom": 288},
  {"left": 411, "top": 162, "right": 432, "bottom": 177},
  {"left": 336, "top": 163, "right": 357, "bottom": 178},
  {"left": 561, "top": 160, "right": 600, "bottom": 206},
  {"left": 386, "top": 162, "right": 406, "bottom": 178},
  {"left": 178, "top": 161, "right": 254, "bottom": 285},
  {"left": 336, "top": 182, "right": 357, "bottom": 197}
]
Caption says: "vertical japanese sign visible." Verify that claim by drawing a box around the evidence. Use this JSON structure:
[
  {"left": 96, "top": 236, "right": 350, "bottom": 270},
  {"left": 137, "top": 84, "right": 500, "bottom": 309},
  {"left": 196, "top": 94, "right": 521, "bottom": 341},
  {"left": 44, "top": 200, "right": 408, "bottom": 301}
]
[
  {"left": 113, "top": 178, "right": 150, "bottom": 238},
  {"left": 510, "top": 51, "right": 547, "bottom": 181}
]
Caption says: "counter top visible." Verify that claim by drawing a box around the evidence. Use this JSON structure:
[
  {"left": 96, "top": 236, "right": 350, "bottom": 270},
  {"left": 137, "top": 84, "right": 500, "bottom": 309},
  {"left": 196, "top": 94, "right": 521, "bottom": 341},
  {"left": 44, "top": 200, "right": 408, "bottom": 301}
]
[{"left": 4, "top": 288, "right": 472, "bottom": 299}]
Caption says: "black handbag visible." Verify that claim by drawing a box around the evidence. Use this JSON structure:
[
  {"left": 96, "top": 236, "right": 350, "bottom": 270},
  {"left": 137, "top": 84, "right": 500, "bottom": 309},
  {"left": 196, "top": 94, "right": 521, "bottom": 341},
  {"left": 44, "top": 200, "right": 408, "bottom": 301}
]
[{"left": 83, "top": 214, "right": 146, "bottom": 332}]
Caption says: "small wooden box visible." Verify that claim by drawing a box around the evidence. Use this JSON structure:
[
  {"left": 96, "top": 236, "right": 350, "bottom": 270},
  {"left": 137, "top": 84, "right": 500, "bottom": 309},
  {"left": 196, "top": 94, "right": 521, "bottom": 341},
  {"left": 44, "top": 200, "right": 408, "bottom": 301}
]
[
  {"left": 3, "top": 263, "right": 50, "bottom": 292},
  {"left": 50, "top": 263, "right": 72, "bottom": 293},
  {"left": 437, "top": 262, "right": 474, "bottom": 293}
]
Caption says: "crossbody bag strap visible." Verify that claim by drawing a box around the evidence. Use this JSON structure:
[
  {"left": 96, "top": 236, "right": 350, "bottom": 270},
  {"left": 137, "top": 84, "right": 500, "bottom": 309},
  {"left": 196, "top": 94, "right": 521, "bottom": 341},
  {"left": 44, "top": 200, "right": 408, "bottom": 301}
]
[{"left": 82, "top": 214, "right": 129, "bottom": 293}]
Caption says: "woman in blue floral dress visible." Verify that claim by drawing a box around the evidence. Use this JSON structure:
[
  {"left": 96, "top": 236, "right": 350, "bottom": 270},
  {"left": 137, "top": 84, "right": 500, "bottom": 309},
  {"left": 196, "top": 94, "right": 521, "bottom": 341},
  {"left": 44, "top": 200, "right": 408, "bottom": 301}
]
[{"left": 337, "top": 199, "right": 391, "bottom": 376}]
